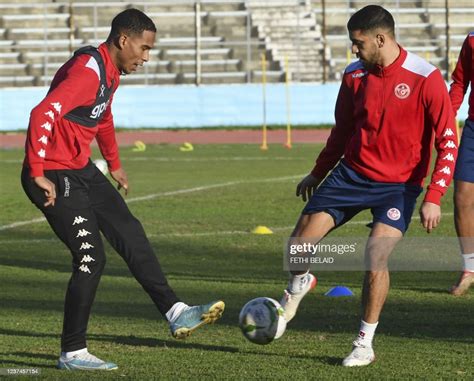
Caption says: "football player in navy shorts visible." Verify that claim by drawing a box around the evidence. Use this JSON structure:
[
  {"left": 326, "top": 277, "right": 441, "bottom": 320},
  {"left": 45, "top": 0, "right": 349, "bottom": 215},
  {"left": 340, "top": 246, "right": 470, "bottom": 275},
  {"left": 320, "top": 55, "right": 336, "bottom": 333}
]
[
  {"left": 279, "top": 5, "right": 458, "bottom": 366},
  {"left": 449, "top": 32, "right": 474, "bottom": 296}
]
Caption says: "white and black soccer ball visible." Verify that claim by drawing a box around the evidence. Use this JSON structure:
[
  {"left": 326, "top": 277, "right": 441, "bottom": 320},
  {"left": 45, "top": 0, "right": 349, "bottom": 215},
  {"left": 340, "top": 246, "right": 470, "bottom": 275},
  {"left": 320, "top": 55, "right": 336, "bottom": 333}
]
[
  {"left": 93, "top": 159, "right": 108, "bottom": 176},
  {"left": 239, "top": 297, "right": 287, "bottom": 345}
]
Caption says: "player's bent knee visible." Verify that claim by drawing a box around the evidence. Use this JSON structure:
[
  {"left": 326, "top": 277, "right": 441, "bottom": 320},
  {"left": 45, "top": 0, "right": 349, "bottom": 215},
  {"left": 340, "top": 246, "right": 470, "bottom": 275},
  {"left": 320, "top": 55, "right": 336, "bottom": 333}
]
[
  {"left": 292, "top": 212, "right": 335, "bottom": 238},
  {"left": 454, "top": 183, "right": 474, "bottom": 209}
]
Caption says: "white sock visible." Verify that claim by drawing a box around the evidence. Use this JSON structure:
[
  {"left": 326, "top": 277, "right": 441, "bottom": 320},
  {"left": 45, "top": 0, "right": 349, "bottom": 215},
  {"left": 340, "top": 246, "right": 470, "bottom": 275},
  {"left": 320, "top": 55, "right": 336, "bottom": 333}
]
[
  {"left": 356, "top": 320, "right": 378, "bottom": 347},
  {"left": 61, "top": 347, "right": 87, "bottom": 359},
  {"left": 165, "top": 302, "right": 189, "bottom": 323},
  {"left": 288, "top": 271, "right": 309, "bottom": 293},
  {"left": 461, "top": 253, "right": 474, "bottom": 272}
]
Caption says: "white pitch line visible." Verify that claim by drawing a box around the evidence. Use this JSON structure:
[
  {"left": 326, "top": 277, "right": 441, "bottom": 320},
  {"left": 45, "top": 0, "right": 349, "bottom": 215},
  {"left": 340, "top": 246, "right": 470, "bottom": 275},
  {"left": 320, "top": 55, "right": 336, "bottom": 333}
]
[
  {"left": 126, "top": 175, "right": 300, "bottom": 203},
  {"left": 125, "top": 156, "right": 305, "bottom": 162},
  {"left": 0, "top": 213, "right": 456, "bottom": 243},
  {"left": 0, "top": 175, "right": 302, "bottom": 231},
  {"left": 0, "top": 157, "right": 306, "bottom": 164},
  {"left": 0, "top": 217, "right": 47, "bottom": 231},
  {"left": 0, "top": 159, "right": 23, "bottom": 163}
]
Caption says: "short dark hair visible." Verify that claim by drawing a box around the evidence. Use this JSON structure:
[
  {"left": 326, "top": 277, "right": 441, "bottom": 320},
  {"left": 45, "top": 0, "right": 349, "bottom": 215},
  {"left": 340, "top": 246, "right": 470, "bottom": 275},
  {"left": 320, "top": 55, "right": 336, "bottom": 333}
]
[
  {"left": 108, "top": 8, "right": 156, "bottom": 40},
  {"left": 347, "top": 5, "right": 395, "bottom": 36}
]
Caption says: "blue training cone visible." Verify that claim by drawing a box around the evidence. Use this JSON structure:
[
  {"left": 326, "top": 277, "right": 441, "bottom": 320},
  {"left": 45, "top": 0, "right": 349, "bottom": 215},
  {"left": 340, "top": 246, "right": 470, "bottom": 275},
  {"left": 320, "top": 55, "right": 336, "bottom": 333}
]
[{"left": 325, "top": 286, "right": 354, "bottom": 297}]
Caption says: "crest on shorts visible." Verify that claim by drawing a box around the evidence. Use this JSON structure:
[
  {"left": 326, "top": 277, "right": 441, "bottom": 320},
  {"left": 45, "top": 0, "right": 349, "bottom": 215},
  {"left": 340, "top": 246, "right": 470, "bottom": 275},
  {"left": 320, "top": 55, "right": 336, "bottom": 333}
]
[
  {"left": 387, "top": 208, "right": 401, "bottom": 221},
  {"left": 394, "top": 83, "right": 410, "bottom": 99}
]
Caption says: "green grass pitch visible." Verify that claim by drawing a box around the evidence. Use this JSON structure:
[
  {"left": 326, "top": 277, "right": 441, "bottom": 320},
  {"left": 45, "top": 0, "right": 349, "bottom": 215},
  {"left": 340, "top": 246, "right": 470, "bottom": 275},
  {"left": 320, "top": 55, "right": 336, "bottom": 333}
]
[{"left": 0, "top": 144, "right": 472, "bottom": 380}]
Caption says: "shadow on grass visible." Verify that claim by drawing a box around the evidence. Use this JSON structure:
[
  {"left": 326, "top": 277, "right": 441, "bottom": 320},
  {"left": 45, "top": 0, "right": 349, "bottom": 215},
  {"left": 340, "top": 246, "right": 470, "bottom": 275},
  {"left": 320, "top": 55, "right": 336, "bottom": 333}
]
[
  {"left": 0, "top": 351, "right": 57, "bottom": 369},
  {"left": 0, "top": 329, "right": 345, "bottom": 365},
  {"left": 0, "top": 328, "right": 238, "bottom": 354},
  {"left": 0, "top": 233, "right": 285, "bottom": 281},
  {"left": 1, "top": 286, "right": 473, "bottom": 345}
]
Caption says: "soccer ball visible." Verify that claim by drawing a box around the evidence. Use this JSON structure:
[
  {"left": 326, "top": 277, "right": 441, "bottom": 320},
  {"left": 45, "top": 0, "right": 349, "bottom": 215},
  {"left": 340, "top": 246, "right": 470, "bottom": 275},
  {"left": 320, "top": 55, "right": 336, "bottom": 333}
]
[
  {"left": 239, "top": 297, "right": 287, "bottom": 345},
  {"left": 93, "top": 159, "right": 108, "bottom": 175}
]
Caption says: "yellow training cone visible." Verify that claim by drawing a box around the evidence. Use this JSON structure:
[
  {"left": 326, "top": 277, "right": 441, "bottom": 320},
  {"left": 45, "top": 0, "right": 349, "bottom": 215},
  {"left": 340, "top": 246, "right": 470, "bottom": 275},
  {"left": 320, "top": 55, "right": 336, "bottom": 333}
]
[
  {"left": 179, "top": 142, "right": 194, "bottom": 152},
  {"left": 252, "top": 225, "right": 273, "bottom": 235},
  {"left": 132, "top": 140, "right": 146, "bottom": 152}
]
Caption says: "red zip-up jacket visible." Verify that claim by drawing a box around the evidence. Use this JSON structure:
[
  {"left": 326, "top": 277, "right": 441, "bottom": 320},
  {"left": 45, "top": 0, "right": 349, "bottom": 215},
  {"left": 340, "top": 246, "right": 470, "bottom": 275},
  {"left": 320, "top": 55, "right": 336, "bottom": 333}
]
[
  {"left": 24, "top": 43, "right": 121, "bottom": 177},
  {"left": 311, "top": 47, "right": 457, "bottom": 205},
  {"left": 450, "top": 31, "right": 474, "bottom": 120}
]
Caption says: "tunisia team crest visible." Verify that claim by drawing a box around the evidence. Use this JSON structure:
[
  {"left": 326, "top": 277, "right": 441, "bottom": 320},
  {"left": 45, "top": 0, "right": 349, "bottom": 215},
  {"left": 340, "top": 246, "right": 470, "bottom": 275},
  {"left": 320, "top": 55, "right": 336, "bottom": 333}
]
[
  {"left": 394, "top": 83, "right": 410, "bottom": 99},
  {"left": 387, "top": 208, "right": 401, "bottom": 221}
]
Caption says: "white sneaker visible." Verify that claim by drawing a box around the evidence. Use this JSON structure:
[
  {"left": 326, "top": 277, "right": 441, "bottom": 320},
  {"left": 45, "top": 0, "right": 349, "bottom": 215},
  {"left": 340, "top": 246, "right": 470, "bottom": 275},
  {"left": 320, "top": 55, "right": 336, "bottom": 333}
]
[
  {"left": 57, "top": 351, "right": 118, "bottom": 371},
  {"left": 280, "top": 273, "right": 317, "bottom": 322},
  {"left": 342, "top": 340, "right": 375, "bottom": 367}
]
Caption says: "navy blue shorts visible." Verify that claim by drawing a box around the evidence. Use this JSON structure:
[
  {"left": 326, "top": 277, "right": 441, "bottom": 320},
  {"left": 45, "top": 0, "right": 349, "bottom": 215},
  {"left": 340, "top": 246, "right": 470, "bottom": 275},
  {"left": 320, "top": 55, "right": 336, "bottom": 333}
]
[
  {"left": 303, "top": 161, "right": 423, "bottom": 233},
  {"left": 454, "top": 118, "right": 474, "bottom": 183}
]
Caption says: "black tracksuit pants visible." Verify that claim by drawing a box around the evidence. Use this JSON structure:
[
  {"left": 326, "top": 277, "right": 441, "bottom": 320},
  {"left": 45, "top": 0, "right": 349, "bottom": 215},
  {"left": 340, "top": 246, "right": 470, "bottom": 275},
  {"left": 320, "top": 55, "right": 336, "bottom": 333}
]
[{"left": 21, "top": 161, "right": 179, "bottom": 352}]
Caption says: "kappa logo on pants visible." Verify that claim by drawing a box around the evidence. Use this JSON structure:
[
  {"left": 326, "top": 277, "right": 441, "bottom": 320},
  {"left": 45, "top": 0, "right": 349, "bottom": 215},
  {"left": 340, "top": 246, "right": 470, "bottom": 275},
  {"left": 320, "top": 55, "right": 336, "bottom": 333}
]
[
  {"left": 79, "top": 242, "right": 94, "bottom": 250},
  {"left": 76, "top": 229, "right": 91, "bottom": 238},
  {"left": 81, "top": 255, "right": 95, "bottom": 263},
  {"left": 73, "top": 216, "right": 88, "bottom": 225},
  {"left": 79, "top": 264, "right": 91, "bottom": 274}
]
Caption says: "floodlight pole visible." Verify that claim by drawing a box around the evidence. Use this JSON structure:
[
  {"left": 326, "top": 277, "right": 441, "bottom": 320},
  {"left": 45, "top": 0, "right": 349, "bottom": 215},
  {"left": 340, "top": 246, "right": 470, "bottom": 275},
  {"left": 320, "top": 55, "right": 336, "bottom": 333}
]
[
  {"left": 68, "top": 1, "right": 74, "bottom": 55},
  {"left": 195, "top": 0, "right": 202, "bottom": 86},
  {"left": 444, "top": 0, "right": 450, "bottom": 81},
  {"left": 321, "top": 0, "right": 327, "bottom": 83}
]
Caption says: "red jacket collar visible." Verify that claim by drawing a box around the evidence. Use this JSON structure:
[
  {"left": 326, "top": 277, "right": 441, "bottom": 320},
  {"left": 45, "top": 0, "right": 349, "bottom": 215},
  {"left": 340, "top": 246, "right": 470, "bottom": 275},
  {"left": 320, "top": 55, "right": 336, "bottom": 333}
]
[
  {"left": 98, "top": 42, "right": 120, "bottom": 77},
  {"left": 368, "top": 45, "right": 406, "bottom": 77}
]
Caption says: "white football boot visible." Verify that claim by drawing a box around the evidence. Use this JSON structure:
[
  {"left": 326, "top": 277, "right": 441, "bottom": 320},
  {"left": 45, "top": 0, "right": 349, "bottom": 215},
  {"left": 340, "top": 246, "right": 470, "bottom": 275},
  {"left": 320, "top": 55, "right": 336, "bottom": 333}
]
[
  {"left": 57, "top": 351, "right": 118, "bottom": 371},
  {"left": 342, "top": 340, "right": 375, "bottom": 367},
  {"left": 280, "top": 273, "right": 317, "bottom": 322}
]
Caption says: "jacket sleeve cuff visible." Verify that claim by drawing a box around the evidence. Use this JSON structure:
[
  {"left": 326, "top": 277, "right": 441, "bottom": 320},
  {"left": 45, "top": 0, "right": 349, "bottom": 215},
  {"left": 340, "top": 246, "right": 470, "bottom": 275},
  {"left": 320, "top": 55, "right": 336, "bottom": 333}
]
[
  {"left": 29, "top": 165, "right": 44, "bottom": 178},
  {"left": 310, "top": 166, "right": 327, "bottom": 180},
  {"left": 108, "top": 158, "right": 121, "bottom": 172},
  {"left": 423, "top": 189, "right": 442, "bottom": 205}
]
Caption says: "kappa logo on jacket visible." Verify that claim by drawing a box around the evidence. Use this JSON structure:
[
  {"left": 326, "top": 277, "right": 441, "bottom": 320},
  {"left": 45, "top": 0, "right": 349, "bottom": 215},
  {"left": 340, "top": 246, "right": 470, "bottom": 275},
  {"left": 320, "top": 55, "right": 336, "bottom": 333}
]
[
  {"left": 439, "top": 166, "right": 451, "bottom": 175},
  {"left": 442, "top": 153, "right": 455, "bottom": 162},
  {"left": 352, "top": 71, "right": 368, "bottom": 79}
]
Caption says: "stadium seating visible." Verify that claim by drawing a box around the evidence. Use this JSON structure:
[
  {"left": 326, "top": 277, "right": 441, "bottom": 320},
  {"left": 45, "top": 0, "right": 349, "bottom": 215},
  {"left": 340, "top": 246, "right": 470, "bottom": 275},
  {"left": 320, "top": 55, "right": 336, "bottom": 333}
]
[
  {"left": 0, "top": 0, "right": 473, "bottom": 87},
  {"left": 313, "top": 0, "right": 474, "bottom": 79},
  {"left": 248, "top": 1, "right": 326, "bottom": 82}
]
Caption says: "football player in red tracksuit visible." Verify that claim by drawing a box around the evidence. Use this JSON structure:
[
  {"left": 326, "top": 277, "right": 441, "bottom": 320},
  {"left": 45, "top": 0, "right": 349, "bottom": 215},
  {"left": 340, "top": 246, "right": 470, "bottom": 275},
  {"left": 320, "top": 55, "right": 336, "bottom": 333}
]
[
  {"left": 21, "top": 9, "right": 224, "bottom": 371},
  {"left": 449, "top": 32, "right": 474, "bottom": 296},
  {"left": 279, "top": 6, "right": 458, "bottom": 367}
]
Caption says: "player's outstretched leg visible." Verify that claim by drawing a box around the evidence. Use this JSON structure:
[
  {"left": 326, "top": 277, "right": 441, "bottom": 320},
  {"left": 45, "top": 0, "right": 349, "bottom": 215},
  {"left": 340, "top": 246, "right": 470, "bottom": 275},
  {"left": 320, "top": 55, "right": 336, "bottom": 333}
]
[
  {"left": 280, "top": 272, "right": 317, "bottom": 322},
  {"left": 450, "top": 270, "right": 474, "bottom": 296},
  {"left": 57, "top": 349, "right": 118, "bottom": 371},
  {"left": 169, "top": 300, "right": 225, "bottom": 339}
]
